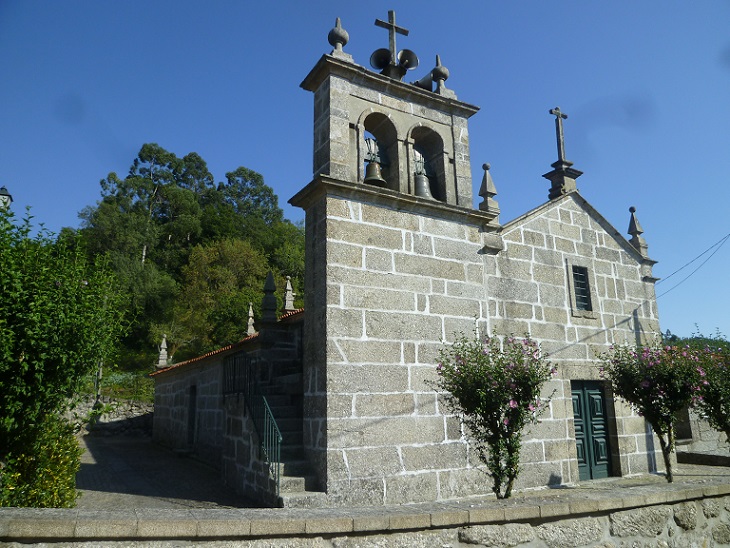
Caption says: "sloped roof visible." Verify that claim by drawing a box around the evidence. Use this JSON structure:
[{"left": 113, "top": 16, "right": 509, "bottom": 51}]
[
  {"left": 500, "top": 191, "right": 653, "bottom": 264},
  {"left": 150, "top": 308, "right": 305, "bottom": 378}
]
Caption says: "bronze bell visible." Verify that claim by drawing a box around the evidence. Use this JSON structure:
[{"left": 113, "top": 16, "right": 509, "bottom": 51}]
[
  {"left": 364, "top": 161, "right": 387, "bottom": 187},
  {"left": 414, "top": 173, "right": 434, "bottom": 200}
]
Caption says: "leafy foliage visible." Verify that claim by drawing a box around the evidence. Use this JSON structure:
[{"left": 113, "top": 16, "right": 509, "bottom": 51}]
[
  {"left": 0, "top": 415, "right": 82, "bottom": 508},
  {"left": 79, "top": 144, "right": 304, "bottom": 366},
  {"left": 0, "top": 210, "right": 127, "bottom": 506},
  {"left": 677, "top": 332, "right": 730, "bottom": 443},
  {"left": 600, "top": 343, "right": 704, "bottom": 482},
  {"left": 435, "top": 333, "right": 555, "bottom": 499}
]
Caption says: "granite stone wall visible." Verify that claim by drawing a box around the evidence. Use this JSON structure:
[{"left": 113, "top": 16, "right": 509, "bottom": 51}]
[
  {"left": 490, "top": 194, "right": 662, "bottom": 481},
  {"left": 298, "top": 182, "right": 665, "bottom": 507},
  {"left": 153, "top": 360, "right": 224, "bottom": 466}
]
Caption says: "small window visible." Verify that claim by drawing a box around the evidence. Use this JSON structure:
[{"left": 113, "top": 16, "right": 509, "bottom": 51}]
[{"left": 572, "top": 266, "right": 592, "bottom": 311}]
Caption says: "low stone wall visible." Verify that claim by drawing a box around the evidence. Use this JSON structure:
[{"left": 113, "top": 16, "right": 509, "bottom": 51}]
[
  {"left": 71, "top": 396, "right": 153, "bottom": 437},
  {"left": 4, "top": 483, "right": 730, "bottom": 546}
]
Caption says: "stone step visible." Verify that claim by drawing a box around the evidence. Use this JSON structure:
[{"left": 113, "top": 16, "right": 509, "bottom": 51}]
[
  {"left": 274, "top": 459, "right": 312, "bottom": 476},
  {"left": 279, "top": 490, "right": 329, "bottom": 509},
  {"left": 279, "top": 474, "right": 318, "bottom": 493}
]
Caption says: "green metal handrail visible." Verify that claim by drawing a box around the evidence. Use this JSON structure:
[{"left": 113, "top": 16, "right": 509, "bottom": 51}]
[{"left": 223, "top": 353, "right": 283, "bottom": 497}]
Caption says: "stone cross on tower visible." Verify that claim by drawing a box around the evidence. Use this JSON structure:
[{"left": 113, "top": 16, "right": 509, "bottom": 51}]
[
  {"left": 549, "top": 107, "right": 569, "bottom": 165},
  {"left": 543, "top": 106, "right": 582, "bottom": 200},
  {"left": 375, "top": 10, "right": 409, "bottom": 67}
]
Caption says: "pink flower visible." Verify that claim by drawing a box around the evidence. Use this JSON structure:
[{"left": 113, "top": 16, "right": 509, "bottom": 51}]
[
  {"left": 509, "top": 399, "right": 518, "bottom": 409},
  {"left": 503, "top": 418, "right": 509, "bottom": 426},
  {"left": 528, "top": 403, "right": 536, "bottom": 412}
]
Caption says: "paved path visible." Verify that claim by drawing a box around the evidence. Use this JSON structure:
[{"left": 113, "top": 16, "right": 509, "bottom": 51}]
[{"left": 76, "top": 434, "right": 256, "bottom": 509}]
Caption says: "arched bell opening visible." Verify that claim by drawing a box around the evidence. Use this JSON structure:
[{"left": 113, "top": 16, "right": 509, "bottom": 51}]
[
  {"left": 360, "top": 112, "right": 399, "bottom": 191},
  {"left": 409, "top": 126, "right": 447, "bottom": 202}
]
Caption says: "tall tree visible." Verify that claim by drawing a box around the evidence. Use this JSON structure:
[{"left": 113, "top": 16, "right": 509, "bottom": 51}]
[{"left": 79, "top": 144, "right": 305, "bottom": 368}]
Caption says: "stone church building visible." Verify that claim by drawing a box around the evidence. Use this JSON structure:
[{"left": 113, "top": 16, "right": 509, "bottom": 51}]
[{"left": 152, "top": 13, "right": 667, "bottom": 508}]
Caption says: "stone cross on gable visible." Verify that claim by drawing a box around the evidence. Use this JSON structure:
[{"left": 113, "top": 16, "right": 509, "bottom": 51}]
[
  {"left": 375, "top": 10, "right": 409, "bottom": 64},
  {"left": 549, "top": 107, "right": 569, "bottom": 164}
]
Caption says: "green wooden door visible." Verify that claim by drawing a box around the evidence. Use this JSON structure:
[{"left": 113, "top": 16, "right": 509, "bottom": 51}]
[{"left": 572, "top": 381, "right": 612, "bottom": 480}]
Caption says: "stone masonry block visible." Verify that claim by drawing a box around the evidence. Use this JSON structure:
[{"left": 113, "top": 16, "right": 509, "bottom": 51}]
[
  {"left": 328, "top": 218, "right": 403, "bottom": 249},
  {"left": 354, "top": 393, "right": 416, "bottom": 417},
  {"left": 443, "top": 317, "right": 483, "bottom": 342},
  {"left": 327, "top": 241, "right": 363, "bottom": 268},
  {"left": 419, "top": 217, "right": 466, "bottom": 240},
  {"left": 504, "top": 243, "right": 533, "bottom": 261},
  {"left": 344, "top": 446, "right": 404, "bottom": 478},
  {"left": 466, "top": 263, "right": 486, "bottom": 284},
  {"left": 446, "top": 280, "right": 486, "bottom": 300},
  {"left": 365, "top": 310, "right": 443, "bottom": 342},
  {"left": 533, "top": 247, "right": 563, "bottom": 267},
  {"left": 394, "top": 253, "right": 466, "bottom": 281},
  {"left": 432, "top": 237, "right": 482, "bottom": 262},
  {"left": 327, "top": 283, "right": 342, "bottom": 306},
  {"left": 400, "top": 442, "right": 468, "bottom": 471},
  {"left": 328, "top": 363, "right": 409, "bottom": 393},
  {"left": 325, "top": 196, "right": 355, "bottom": 219},
  {"left": 409, "top": 364, "right": 439, "bottom": 392},
  {"left": 503, "top": 301, "right": 534, "bottom": 321},
  {"left": 415, "top": 392, "right": 438, "bottom": 415},
  {"left": 328, "top": 416, "right": 447, "bottom": 448},
  {"left": 413, "top": 233, "right": 433, "bottom": 255},
  {"left": 364, "top": 248, "right": 393, "bottom": 272},
  {"left": 514, "top": 461, "right": 566, "bottom": 490},
  {"left": 326, "top": 307, "right": 365, "bottom": 338},
  {"left": 415, "top": 342, "right": 443, "bottom": 364},
  {"left": 328, "top": 265, "right": 431, "bottom": 294},
  {"left": 335, "top": 339, "right": 404, "bottom": 364},
  {"left": 429, "top": 294, "right": 481, "bottom": 318},
  {"left": 343, "top": 285, "right": 415, "bottom": 312},
  {"left": 533, "top": 264, "right": 566, "bottom": 286},
  {"left": 438, "top": 467, "right": 492, "bottom": 500},
  {"left": 490, "top": 318, "right": 531, "bottom": 338},
  {"left": 490, "top": 277, "right": 538, "bottom": 303},
  {"left": 360, "top": 203, "right": 420, "bottom": 231},
  {"left": 610, "top": 506, "right": 673, "bottom": 537},
  {"left": 384, "top": 472, "right": 439, "bottom": 505}
]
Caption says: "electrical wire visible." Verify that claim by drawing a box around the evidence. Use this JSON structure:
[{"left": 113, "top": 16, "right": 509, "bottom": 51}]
[{"left": 656, "top": 232, "right": 730, "bottom": 299}]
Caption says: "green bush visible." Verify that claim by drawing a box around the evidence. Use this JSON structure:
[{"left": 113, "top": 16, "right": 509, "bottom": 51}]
[
  {"left": 600, "top": 343, "right": 704, "bottom": 482},
  {"left": 0, "top": 210, "right": 127, "bottom": 507},
  {"left": 435, "top": 332, "right": 555, "bottom": 499},
  {"left": 1, "top": 414, "right": 81, "bottom": 508}
]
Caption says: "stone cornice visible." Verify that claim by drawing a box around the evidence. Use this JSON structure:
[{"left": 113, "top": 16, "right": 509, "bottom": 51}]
[
  {"left": 289, "top": 175, "right": 500, "bottom": 231},
  {"left": 300, "top": 54, "right": 480, "bottom": 120}
]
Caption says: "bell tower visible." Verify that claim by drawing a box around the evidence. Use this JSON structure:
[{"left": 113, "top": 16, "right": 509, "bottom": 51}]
[
  {"left": 299, "top": 11, "right": 482, "bottom": 206},
  {"left": 289, "top": 12, "right": 501, "bottom": 506}
]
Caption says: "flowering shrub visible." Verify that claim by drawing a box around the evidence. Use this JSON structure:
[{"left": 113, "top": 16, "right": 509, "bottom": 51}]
[
  {"left": 600, "top": 343, "right": 704, "bottom": 482},
  {"left": 435, "top": 333, "right": 555, "bottom": 499},
  {"left": 690, "top": 335, "right": 730, "bottom": 442}
]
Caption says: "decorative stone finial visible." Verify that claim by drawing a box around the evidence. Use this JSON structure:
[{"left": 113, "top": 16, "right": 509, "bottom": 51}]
[
  {"left": 543, "top": 106, "right": 583, "bottom": 200},
  {"left": 247, "top": 302, "right": 256, "bottom": 336},
  {"left": 261, "top": 271, "right": 278, "bottom": 324},
  {"left": 328, "top": 17, "right": 352, "bottom": 60},
  {"left": 628, "top": 206, "right": 649, "bottom": 257},
  {"left": 433, "top": 55, "right": 452, "bottom": 96},
  {"left": 478, "top": 163, "right": 500, "bottom": 222},
  {"left": 156, "top": 334, "right": 168, "bottom": 370},
  {"left": 284, "top": 276, "right": 296, "bottom": 313}
]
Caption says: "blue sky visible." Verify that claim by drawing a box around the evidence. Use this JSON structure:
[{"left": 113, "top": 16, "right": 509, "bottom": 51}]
[{"left": 1, "top": 1, "right": 729, "bottom": 338}]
